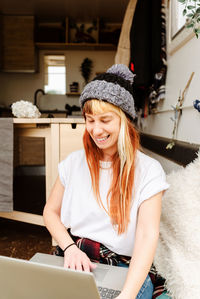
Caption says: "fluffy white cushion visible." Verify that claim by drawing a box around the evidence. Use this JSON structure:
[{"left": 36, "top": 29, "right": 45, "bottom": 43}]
[{"left": 154, "top": 150, "right": 200, "bottom": 299}]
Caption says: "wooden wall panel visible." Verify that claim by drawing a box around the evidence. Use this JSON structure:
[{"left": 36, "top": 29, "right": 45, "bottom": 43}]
[{"left": 1, "top": 15, "right": 36, "bottom": 72}]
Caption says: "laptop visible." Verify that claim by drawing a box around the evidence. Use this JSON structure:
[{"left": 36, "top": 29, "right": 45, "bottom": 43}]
[{"left": 0, "top": 253, "right": 128, "bottom": 299}]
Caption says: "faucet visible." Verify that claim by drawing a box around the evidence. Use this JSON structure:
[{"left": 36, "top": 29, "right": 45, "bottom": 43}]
[{"left": 34, "top": 89, "right": 45, "bottom": 107}]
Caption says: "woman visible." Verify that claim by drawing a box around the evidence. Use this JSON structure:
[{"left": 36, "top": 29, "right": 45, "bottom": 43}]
[{"left": 43, "top": 64, "right": 169, "bottom": 299}]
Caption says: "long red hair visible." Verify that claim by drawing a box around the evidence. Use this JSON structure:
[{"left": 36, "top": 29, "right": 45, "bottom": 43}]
[{"left": 83, "top": 100, "right": 140, "bottom": 234}]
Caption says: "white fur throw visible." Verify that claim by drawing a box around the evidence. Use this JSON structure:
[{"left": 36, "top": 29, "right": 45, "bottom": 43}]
[{"left": 154, "top": 150, "right": 200, "bottom": 299}]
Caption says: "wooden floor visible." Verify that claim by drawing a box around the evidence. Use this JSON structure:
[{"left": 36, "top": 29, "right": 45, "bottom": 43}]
[{"left": 0, "top": 217, "right": 54, "bottom": 260}]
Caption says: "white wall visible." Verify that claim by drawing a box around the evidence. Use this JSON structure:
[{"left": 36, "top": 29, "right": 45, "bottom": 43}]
[
  {"left": 0, "top": 50, "right": 115, "bottom": 110},
  {"left": 142, "top": 6, "right": 200, "bottom": 146},
  {"left": 140, "top": 4, "right": 200, "bottom": 172}
]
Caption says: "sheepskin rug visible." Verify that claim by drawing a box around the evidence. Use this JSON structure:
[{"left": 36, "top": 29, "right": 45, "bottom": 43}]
[{"left": 154, "top": 150, "right": 200, "bottom": 299}]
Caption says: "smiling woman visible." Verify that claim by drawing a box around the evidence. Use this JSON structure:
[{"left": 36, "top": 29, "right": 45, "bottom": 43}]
[{"left": 43, "top": 64, "right": 169, "bottom": 299}]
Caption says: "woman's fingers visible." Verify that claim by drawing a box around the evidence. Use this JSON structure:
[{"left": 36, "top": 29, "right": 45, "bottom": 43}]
[
  {"left": 82, "top": 259, "right": 90, "bottom": 272},
  {"left": 69, "top": 261, "right": 76, "bottom": 270},
  {"left": 75, "top": 261, "right": 83, "bottom": 271},
  {"left": 64, "top": 246, "right": 95, "bottom": 272},
  {"left": 89, "top": 261, "right": 97, "bottom": 270}
]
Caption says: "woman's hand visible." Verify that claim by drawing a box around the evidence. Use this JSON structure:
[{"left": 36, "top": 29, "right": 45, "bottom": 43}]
[{"left": 64, "top": 245, "right": 96, "bottom": 272}]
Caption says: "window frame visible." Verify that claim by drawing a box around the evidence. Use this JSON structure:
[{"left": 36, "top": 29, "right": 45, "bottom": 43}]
[{"left": 167, "top": 0, "right": 194, "bottom": 55}]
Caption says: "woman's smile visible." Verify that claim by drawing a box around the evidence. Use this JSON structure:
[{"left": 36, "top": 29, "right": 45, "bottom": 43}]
[{"left": 95, "top": 134, "right": 110, "bottom": 143}]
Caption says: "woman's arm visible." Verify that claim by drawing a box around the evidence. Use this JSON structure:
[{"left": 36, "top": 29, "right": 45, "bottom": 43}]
[
  {"left": 43, "top": 176, "right": 96, "bottom": 271},
  {"left": 117, "top": 191, "right": 163, "bottom": 299}
]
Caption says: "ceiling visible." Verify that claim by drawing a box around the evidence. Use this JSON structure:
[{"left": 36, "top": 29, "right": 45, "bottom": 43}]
[{"left": 0, "top": 0, "right": 129, "bottom": 22}]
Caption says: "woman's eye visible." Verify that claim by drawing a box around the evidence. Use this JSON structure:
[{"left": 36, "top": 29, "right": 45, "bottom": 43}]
[
  {"left": 86, "top": 119, "right": 94, "bottom": 123},
  {"left": 102, "top": 119, "right": 110, "bottom": 123}
]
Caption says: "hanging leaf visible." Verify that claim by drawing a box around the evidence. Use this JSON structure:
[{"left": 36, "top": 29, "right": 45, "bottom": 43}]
[
  {"left": 194, "top": 28, "right": 200, "bottom": 37},
  {"left": 183, "top": 9, "right": 187, "bottom": 16},
  {"left": 187, "top": 13, "right": 194, "bottom": 17},
  {"left": 178, "top": 0, "right": 200, "bottom": 37},
  {"left": 186, "top": 22, "right": 195, "bottom": 28}
]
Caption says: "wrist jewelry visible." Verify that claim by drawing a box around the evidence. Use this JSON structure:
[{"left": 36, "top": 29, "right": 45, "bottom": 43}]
[{"left": 63, "top": 242, "right": 76, "bottom": 253}]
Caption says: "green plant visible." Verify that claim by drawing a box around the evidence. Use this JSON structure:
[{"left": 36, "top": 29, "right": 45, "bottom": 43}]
[
  {"left": 80, "top": 58, "right": 93, "bottom": 84},
  {"left": 178, "top": 0, "right": 200, "bottom": 37}
]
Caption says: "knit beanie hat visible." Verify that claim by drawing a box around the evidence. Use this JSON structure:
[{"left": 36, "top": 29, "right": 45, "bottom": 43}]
[{"left": 79, "top": 64, "right": 136, "bottom": 119}]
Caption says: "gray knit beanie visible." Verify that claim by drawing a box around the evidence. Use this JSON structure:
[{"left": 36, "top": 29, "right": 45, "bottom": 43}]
[{"left": 79, "top": 64, "right": 136, "bottom": 119}]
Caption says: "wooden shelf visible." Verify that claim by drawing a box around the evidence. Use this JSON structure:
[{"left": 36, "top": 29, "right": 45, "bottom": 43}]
[
  {"left": 66, "top": 92, "right": 80, "bottom": 96},
  {"left": 35, "top": 42, "right": 117, "bottom": 51}
]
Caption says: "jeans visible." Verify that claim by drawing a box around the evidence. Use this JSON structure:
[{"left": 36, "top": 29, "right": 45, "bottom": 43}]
[
  {"left": 136, "top": 275, "right": 153, "bottom": 299},
  {"left": 118, "top": 262, "right": 153, "bottom": 299}
]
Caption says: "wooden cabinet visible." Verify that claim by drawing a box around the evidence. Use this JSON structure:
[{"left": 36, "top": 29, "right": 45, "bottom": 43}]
[
  {"left": 0, "top": 118, "right": 85, "bottom": 228},
  {"left": 35, "top": 17, "right": 118, "bottom": 51},
  {"left": 14, "top": 136, "right": 45, "bottom": 167},
  {"left": 0, "top": 15, "right": 37, "bottom": 72},
  {"left": 60, "top": 123, "right": 85, "bottom": 161}
]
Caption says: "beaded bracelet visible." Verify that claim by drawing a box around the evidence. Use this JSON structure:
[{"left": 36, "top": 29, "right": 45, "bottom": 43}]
[{"left": 63, "top": 242, "right": 76, "bottom": 253}]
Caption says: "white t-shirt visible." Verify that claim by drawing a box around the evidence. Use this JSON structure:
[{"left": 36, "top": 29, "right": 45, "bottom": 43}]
[{"left": 58, "top": 149, "right": 169, "bottom": 256}]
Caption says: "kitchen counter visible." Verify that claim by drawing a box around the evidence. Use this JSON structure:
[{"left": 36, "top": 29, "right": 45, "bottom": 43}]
[
  {"left": 13, "top": 117, "right": 85, "bottom": 124},
  {"left": 0, "top": 117, "right": 85, "bottom": 232}
]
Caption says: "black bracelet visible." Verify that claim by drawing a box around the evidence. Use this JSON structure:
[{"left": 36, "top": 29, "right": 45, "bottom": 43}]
[{"left": 63, "top": 242, "right": 76, "bottom": 253}]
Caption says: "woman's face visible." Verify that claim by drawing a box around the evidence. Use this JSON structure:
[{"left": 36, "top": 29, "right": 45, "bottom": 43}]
[{"left": 85, "top": 111, "right": 121, "bottom": 159}]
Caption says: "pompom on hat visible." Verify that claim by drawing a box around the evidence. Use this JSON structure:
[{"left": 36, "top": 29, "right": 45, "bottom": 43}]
[{"left": 79, "top": 64, "right": 136, "bottom": 119}]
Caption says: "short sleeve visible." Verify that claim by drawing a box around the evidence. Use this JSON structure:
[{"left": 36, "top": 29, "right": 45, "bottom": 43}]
[
  {"left": 58, "top": 155, "right": 71, "bottom": 187},
  {"left": 138, "top": 160, "right": 169, "bottom": 206}
]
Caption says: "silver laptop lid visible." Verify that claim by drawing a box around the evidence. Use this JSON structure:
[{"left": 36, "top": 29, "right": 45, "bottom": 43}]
[
  {"left": 0, "top": 255, "right": 100, "bottom": 299},
  {"left": 30, "top": 253, "right": 128, "bottom": 290}
]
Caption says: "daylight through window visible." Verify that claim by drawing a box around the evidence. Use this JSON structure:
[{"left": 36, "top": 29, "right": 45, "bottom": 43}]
[{"left": 44, "top": 55, "right": 66, "bottom": 94}]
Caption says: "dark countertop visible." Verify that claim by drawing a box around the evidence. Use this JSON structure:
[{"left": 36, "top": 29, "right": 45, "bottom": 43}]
[{"left": 40, "top": 109, "right": 67, "bottom": 113}]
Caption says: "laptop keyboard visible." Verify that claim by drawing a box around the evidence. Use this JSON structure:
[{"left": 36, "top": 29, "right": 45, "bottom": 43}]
[{"left": 98, "top": 286, "right": 121, "bottom": 298}]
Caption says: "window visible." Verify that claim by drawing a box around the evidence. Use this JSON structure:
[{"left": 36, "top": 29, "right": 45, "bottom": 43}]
[
  {"left": 171, "top": 0, "right": 187, "bottom": 39},
  {"left": 44, "top": 55, "right": 66, "bottom": 94},
  {"left": 168, "top": 0, "right": 194, "bottom": 55}
]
